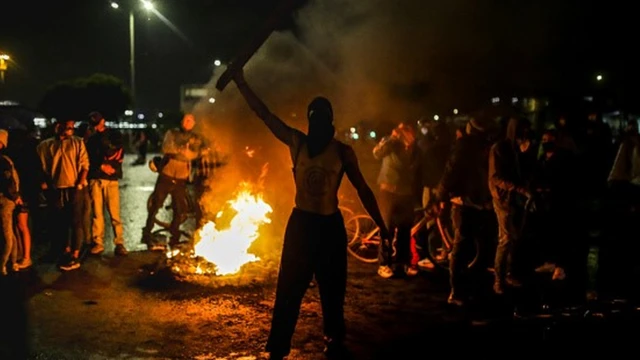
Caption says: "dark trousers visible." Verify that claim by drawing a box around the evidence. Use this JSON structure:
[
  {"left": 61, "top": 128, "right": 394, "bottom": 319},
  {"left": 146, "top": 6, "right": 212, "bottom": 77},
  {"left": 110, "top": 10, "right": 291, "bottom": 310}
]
[
  {"left": 144, "top": 174, "right": 187, "bottom": 243},
  {"left": 266, "top": 208, "right": 347, "bottom": 356},
  {"left": 194, "top": 179, "right": 208, "bottom": 229},
  {"left": 47, "top": 187, "right": 89, "bottom": 254},
  {"left": 378, "top": 190, "right": 413, "bottom": 267},
  {"left": 449, "top": 205, "right": 493, "bottom": 295},
  {"left": 493, "top": 203, "right": 525, "bottom": 281}
]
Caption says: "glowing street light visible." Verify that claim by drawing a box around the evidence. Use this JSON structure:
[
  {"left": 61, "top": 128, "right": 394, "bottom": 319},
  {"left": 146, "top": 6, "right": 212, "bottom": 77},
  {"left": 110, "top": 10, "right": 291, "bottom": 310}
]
[
  {"left": 453, "top": 108, "right": 459, "bottom": 115},
  {"left": 596, "top": 74, "right": 603, "bottom": 81},
  {"left": 214, "top": 59, "right": 221, "bottom": 67},
  {"left": 142, "top": 0, "right": 154, "bottom": 10},
  {"left": 0, "top": 54, "right": 10, "bottom": 84},
  {"left": 208, "top": 97, "right": 216, "bottom": 104},
  {"left": 433, "top": 115, "right": 439, "bottom": 121},
  {"left": 110, "top": 0, "right": 157, "bottom": 108}
]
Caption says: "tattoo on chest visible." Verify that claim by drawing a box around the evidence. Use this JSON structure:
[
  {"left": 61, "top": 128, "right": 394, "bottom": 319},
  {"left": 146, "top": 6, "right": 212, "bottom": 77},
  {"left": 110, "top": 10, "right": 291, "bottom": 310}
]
[{"left": 302, "top": 166, "right": 330, "bottom": 197}]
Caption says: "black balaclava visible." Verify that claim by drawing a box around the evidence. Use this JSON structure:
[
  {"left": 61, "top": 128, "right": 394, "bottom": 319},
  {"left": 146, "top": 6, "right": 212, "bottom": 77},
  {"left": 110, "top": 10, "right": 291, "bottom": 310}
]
[{"left": 307, "top": 96, "right": 335, "bottom": 158}]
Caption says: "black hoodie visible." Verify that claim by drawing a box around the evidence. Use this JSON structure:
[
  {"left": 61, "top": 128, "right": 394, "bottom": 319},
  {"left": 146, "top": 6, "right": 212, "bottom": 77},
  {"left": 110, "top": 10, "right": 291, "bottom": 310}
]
[{"left": 488, "top": 117, "right": 534, "bottom": 209}]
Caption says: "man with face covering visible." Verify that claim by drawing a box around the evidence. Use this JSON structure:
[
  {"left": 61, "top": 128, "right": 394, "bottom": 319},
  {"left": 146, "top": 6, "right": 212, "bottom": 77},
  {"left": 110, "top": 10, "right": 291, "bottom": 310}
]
[
  {"left": 37, "top": 120, "right": 90, "bottom": 271},
  {"left": 142, "top": 114, "right": 209, "bottom": 250},
  {"left": 232, "top": 69, "right": 390, "bottom": 359}
]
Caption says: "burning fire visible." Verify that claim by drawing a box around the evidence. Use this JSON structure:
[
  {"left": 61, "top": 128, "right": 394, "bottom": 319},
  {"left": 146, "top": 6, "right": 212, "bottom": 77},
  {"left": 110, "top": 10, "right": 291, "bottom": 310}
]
[{"left": 167, "top": 182, "right": 273, "bottom": 276}]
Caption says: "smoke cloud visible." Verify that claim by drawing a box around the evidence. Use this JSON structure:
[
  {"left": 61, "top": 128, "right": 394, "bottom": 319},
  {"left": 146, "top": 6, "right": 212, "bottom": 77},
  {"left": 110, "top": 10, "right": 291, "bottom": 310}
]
[{"left": 191, "top": 0, "right": 556, "bottom": 248}]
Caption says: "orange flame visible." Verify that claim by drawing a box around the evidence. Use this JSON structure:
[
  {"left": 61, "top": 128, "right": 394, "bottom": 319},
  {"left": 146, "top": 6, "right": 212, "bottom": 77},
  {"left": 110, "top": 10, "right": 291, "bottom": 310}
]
[{"left": 190, "top": 183, "right": 273, "bottom": 275}]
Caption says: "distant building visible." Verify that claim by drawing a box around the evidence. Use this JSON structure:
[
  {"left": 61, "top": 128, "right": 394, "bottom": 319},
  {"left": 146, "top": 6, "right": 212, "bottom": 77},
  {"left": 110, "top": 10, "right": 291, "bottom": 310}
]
[
  {"left": 180, "top": 84, "right": 215, "bottom": 113},
  {"left": 0, "top": 101, "right": 48, "bottom": 137}
]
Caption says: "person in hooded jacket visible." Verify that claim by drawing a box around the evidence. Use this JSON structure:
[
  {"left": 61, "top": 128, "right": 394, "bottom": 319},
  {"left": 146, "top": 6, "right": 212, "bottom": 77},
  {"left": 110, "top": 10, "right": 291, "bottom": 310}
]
[
  {"left": 232, "top": 68, "right": 390, "bottom": 359},
  {"left": 488, "top": 117, "right": 536, "bottom": 294},
  {"left": 373, "top": 122, "right": 421, "bottom": 278},
  {"left": 436, "top": 117, "right": 495, "bottom": 306}
]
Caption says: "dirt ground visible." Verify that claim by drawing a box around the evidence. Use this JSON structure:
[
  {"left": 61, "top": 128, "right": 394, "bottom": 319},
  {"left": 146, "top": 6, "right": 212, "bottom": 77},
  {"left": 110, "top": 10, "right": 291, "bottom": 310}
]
[
  {"left": 2, "top": 248, "right": 640, "bottom": 360},
  {"left": 2, "top": 159, "right": 640, "bottom": 359}
]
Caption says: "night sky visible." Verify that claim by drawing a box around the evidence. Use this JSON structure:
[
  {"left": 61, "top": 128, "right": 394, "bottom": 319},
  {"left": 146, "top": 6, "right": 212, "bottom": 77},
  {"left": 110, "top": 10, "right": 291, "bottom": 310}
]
[{"left": 0, "top": 0, "right": 636, "bottom": 113}]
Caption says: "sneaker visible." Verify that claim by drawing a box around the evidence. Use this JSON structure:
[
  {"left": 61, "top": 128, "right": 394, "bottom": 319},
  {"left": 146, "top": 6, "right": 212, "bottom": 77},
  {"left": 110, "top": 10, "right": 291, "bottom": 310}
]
[
  {"left": 90, "top": 244, "right": 105, "bottom": 255},
  {"left": 552, "top": 267, "right": 566, "bottom": 281},
  {"left": 417, "top": 257, "right": 435, "bottom": 270},
  {"left": 535, "top": 262, "right": 556, "bottom": 273},
  {"left": 59, "top": 258, "right": 81, "bottom": 271},
  {"left": 142, "top": 232, "right": 165, "bottom": 251},
  {"left": 377, "top": 265, "right": 394, "bottom": 279},
  {"left": 323, "top": 337, "right": 349, "bottom": 359},
  {"left": 404, "top": 265, "right": 419, "bottom": 277},
  {"left": 17, "top": 258, "right": 32, "bottom": 269},
  {"left": 114, "top": 244, "right": 128, "bottom": 256}
]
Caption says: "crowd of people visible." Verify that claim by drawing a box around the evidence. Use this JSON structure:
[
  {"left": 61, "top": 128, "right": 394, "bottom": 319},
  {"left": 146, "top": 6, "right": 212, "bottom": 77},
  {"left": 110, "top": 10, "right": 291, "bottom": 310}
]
[
  {"left": 0, "top": 111, "right": 215, "bottom": 274},
  {"left": 371, "top": 111, "right": 634, "bottom": 307},
  {"left": 0, "top": 80, "right": 636, "bottom": 359}
]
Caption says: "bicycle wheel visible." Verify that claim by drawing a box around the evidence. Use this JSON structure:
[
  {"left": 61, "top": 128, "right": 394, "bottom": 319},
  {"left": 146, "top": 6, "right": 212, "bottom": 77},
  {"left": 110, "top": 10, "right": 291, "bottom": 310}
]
[
  {"left": 429, "top": 216, "right": 480, "bottom": 269},
  {"left": 346, "top": 215, "right": 381, "bottom": 264},
  {"left": 338, "top": 205, "right": 354, "bottom": 222},
  {"left": 340, "top": 206, "right": 359, "bottom": 243}
]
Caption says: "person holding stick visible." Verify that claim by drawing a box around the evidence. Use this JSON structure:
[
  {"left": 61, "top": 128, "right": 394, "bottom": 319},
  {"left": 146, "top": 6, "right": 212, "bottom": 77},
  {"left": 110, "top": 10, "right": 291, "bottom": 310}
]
[{"left": 232, "top": 68, "right": 390, "bottom": 359}]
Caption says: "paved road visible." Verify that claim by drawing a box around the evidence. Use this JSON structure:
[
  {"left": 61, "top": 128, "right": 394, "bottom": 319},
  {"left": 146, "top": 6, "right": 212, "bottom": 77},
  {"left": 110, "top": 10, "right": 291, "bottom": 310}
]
[
  {"left": 1, "top": 153, "right": 640, "bottom": 359},
  {"left": 109, "top": 157, "right": 161, "bottom": 253}
]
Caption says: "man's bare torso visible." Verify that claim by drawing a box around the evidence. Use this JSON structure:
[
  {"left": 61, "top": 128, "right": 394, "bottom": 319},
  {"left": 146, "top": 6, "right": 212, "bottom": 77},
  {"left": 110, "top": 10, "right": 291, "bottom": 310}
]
[{"left": 290, "top": 133, "right": 344, "bottom": 215}]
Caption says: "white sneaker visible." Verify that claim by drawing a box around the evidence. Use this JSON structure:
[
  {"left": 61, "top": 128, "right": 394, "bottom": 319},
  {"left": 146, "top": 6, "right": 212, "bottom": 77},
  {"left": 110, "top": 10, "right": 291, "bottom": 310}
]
[
  {"left": 552, "top": 267, "right": 566, "bottom": 281},
  {"left": 535, "top": 262, "right": 556, "bottom": 273},
  {"left": 417, "top": 257, "right": 435, "bottom": 270},
  {"left": 405, "top": 265, "right": 419, "bottom": 276},
  {"left": 377, "top": 266, "right": 393, "bottom": 279}
]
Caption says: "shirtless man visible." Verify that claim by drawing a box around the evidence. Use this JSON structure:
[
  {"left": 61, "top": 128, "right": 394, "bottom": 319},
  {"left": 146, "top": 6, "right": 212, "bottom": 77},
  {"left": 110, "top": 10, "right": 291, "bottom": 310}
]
[{"left": 232, "top": 69, "right": 389, "bottom": 359}]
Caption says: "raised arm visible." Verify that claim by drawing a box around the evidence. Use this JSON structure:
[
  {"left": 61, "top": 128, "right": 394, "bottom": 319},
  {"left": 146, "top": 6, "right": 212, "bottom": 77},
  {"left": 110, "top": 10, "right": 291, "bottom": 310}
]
[
  {"left": 342, "top": 144, "right": 390, "bottom": 240},
  {"left": 372, "top": 135, "right": 396, "bottom": 160},
  {"left": 232, "top": 69, "right": 297, "bottom": 146}
]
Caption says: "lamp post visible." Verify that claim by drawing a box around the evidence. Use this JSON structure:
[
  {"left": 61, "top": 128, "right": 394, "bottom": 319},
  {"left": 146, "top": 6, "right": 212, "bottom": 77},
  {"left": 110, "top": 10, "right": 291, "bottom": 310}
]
[
  {"left": 0, "top": 54, "right": 9, "bottom": 84},
  {"left": 110, "top": 1, "right": 155, "bottom": 107}
]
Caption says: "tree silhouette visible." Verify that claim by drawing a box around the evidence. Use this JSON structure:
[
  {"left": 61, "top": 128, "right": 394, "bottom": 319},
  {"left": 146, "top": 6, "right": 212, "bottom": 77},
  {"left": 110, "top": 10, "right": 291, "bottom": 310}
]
[{"left": 38, "top": 73, "right": 133, "bottom": 122}]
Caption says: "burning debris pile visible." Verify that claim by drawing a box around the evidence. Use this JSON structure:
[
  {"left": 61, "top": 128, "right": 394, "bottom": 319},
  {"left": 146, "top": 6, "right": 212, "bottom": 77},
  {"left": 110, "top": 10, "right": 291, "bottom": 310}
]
[{"left": 167, "top": 182, "right": 274, "bottom": 280}]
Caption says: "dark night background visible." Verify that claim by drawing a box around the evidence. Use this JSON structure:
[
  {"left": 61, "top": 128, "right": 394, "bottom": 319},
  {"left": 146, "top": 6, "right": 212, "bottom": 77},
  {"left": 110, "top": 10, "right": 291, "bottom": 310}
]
[{"left": 0, "top": 0, "right": 636, "bottom": 112}]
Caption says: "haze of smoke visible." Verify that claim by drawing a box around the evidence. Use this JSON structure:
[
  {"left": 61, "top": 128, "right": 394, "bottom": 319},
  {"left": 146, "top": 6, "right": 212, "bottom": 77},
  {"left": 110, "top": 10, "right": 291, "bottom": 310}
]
[{"left": 191, "top": 0, "right": 555, "bottom": 243}]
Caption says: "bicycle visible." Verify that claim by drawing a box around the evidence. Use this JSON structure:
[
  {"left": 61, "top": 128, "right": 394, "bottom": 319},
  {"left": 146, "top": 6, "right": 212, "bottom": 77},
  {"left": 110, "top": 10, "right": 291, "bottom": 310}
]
[{"left": 345, "top": 206, "right": 480, "bottom": 269}]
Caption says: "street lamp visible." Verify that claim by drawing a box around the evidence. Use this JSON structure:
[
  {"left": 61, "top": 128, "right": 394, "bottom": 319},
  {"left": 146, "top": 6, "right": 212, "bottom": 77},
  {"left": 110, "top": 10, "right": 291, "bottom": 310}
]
[
  {"left": 596, "top": 74, "right": 603, "bottom": 81},
  {"left": 110, "top": 1, "right": 155, "bottom": 108},
  {"left": 0, "top": 54, "right": 9, "bottom": 84},
  {"left": 214, "top": 59, "right": 221, "bottom": 67},
  {"left": 142, "top": 0, "right": 154, "bottom": 10}
]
